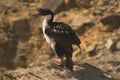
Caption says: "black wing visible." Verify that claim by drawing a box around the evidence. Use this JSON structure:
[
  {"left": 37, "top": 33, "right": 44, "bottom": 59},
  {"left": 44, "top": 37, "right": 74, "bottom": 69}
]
[{"left": 45, "top": 22, "right": 81, "bottom": 46}]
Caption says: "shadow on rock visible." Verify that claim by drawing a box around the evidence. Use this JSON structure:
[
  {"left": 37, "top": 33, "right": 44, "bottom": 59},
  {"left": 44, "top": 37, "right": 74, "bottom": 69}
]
[{"left": 72, "top": 63, "right": 115, "bottom": 80}]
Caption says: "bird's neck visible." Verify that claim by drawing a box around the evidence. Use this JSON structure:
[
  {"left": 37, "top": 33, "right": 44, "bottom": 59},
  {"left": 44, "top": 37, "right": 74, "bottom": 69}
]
[
  {"left": 45, "top": 13, "right": 54, "bottom": 25},
  {"left": 42, "top": 13, "right": 54, "bottom": 32}
]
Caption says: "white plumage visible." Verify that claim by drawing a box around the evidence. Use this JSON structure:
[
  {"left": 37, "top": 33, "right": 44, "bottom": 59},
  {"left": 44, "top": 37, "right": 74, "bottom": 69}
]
[{"left": 42, "top": 18, "right": 56, "bottom": 50}]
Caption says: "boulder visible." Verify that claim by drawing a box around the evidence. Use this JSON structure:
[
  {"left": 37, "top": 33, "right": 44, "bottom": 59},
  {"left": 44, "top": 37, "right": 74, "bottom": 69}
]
[
  {"left": 105, "top": 39, "right": 114, "bottom": 50},
  {"left": 3, "top": 63, "right": 114, "bottom": 80},
  {"left": 100, "top": 13, "right": 120, "bottom": 31},
  {"left": 0, "top": 32, "right": 8, "bottom": 44},
  {"left": 105, "top": 38, "right": 120, "bottom": 51},
  {"left": 72, "top": 16, "right": 94, "bottom": 35},
  {"left": 41, "top": 0, "right": 78, "bottom": 13},
  {"left": 116, "top": 40, "right": 120, "bottom": 50},
  {"left": 11, "top": 18, "right": 31, "bottom": 41},
  {"left": 86, "top": 43, "right": 97, "bottom": 57},
  {"left": 41, "top": 0, "right": 64, "bottom": 13},
  {"left": 76, "top": 0, "right": 93, "bottom": 9}
]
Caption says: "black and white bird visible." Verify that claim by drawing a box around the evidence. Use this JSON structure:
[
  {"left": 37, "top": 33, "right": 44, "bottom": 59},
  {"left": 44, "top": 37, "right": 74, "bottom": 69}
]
[{"left": 35, "top": 8, "right": 81, "bottom": 71}]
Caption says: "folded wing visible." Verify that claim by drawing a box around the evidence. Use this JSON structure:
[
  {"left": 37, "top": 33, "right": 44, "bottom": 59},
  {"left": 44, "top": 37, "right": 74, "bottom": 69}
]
[{"left": 45, "top": 22, "right": 81, "bottom": 47}]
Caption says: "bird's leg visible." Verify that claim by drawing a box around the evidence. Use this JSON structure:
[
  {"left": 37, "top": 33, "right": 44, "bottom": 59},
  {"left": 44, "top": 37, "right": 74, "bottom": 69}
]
[
  {"left": 53, "top": 57, "right": 64, "bottom": 67},
  {"left": 66, "top": 57, "right": 73, "bottom": 71}
]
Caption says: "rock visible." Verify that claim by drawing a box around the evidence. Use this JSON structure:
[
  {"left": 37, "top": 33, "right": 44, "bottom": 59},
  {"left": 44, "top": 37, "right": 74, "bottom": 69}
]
[
  {"left": 76, "top": 0, "right": 92, "bottom": 8},
  {"left": 102, "top": 0, "right": 110, "bottom": 5},
  {"left": 3, "top": 63, "right": 114, "bottom": 80},
  {"left": 0, "top": 33, "right": 8, "bottom": 44},
  {"left": 86, "top": 43, "right": 97, "bottom": 57},
  {"left": 42, "top": 0, "right": 64, "bottom": 13},
  {"left": 72, "top": 16, "right": 94, "bottom": 35},
  {"left": 100, "top": 13, "right": 120, "bottom": 31},
  {"left": 29, "top": 54, "right": 50, "bottom": 67},
  {"left": 0, "top": 48, "right": 4, "bottom": 54},
  {"left": 19, "top": 0, "right": 36, "bottom": 2},
  {"left": 72, "top": 16, "right": 94, "bottom": 27},
  {"left": 92, "top": 9, "right": 104, "bottom": 16},
  {"left": 101, "top": 13, "right": 120, "bottom": 25},
  {"left": 95, "top": 0, "right": 117, "bottom": 6},
  {"left": 73, "top": 48, "right": 81, "bottom": 61},
  {"left": 29, "top": 3, "right": 36, "bottom": 6},
  {"left": 105, "top": 38, "right": 120, "bottom": 51},
  {"left": 0, "top": 17, "right": 33, "bottom": 69},
  {"left": 105, "top": 39, "right": 114, "bottom": 50},
  {"left": 41, "top": 0, "right": 78, "bottom": 13},
  {"left": 116, "top": 40, "right": 120, "bottom": 50},
  {"left": 11, "top": 18, "right": 31, "bottom": 41},
  {"left": 5, "top": 2, "right": 15, "bottom": 8},
  {"left": 11, "top": 7, "right": 18, "bottom": 13}
]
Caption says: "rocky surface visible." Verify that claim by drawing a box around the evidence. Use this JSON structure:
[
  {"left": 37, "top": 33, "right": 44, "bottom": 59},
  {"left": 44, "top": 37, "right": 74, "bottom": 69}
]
[
  {"left": 3, "top": 62, "right": 115, "bottom": 80},
  {"left": 0, "top": 0, "right": 120, "bottom": 80}
]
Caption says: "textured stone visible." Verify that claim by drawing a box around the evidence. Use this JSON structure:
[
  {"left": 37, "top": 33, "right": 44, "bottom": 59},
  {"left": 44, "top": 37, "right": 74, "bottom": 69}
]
[
  {"left": 116, "top": 40, "right": 120, "bottom": 50},
  {"left": 100, "top": 13, "right": 120, "bottom": 31},
  {"left": 72, "top": 16, "right": 94, "bottom": 27},
  {"left": 86, "top": 44, "right": 97, "bottom": 57},
  {"left": 11, "top": 18, "right": 31, "bottom": 41},
  {"left": 3, "top": 63, "right": 114, "bottom": 80},
  {"left": 76, "top": 0, "right": 92, "bottom": 8},
  {"left": 0, "top": 33, "right": 8, "bottom": 44},
  {"left": 105, "top": 39, "right": 114, "bottom": 50},
  {"left": 72, "top": 16, "right": 94, "bottom": 35},
  {"left": 41, "top": 0, "right": 78, "bottom": 13},
  {"left": 42, "top": 0, "right": 64, "bottom": 13},
  {"left": 105, "top": 38, "right": 120, "bottom": 51}
]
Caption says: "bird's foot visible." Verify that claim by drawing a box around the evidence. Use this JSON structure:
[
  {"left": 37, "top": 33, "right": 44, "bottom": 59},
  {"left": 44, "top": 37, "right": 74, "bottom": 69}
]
[{"left": 53, "top": 58, "right": 64, "bottom": 67}]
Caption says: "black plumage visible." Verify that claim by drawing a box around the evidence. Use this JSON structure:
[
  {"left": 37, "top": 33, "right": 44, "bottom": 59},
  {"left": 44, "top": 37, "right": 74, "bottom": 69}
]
[{"left": 36, "top": 8, "right": 81, "bottom": 71}]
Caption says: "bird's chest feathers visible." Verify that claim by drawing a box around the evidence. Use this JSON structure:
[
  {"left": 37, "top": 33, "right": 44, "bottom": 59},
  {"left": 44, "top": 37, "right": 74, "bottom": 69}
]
[{"left": 42, "top": 19, "right": 55, "bottom": 49}]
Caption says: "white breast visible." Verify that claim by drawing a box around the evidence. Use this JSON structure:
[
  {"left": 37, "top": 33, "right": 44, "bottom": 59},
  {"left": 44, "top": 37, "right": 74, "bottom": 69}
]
[{"left": 42, "top": 19, "right": 56, "bottom": 50}]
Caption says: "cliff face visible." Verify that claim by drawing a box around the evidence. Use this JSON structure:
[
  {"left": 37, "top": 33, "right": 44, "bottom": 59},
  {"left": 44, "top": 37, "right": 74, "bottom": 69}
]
[{"left": 0, "top": 0, "right": 120, "bottom": 80}]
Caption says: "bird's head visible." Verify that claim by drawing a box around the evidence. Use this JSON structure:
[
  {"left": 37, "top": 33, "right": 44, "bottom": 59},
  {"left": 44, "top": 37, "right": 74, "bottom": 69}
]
[{"left": 36, "top": 8, "right": 53, "bottom": 16}]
